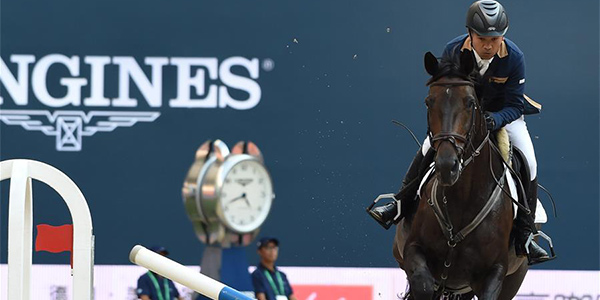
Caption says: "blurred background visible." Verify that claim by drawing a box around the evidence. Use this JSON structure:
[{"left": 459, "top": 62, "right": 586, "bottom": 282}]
[{"left": 0, "top": 0, "right": 598, "bottom": 298}]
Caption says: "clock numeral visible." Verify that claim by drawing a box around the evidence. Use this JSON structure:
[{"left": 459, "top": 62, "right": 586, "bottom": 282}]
[
  {"left": 225, "top": 179, "right": 231, "bottom": 184},
  {"left": 241, "top": 165, "right": 248, "bottom": 171},
  {"left": 258, "top": 178, "right": 264, "bottom": 184},
  {"left": 257, "top": 205, "right": 262, "bottom": 211},
  {"left": 253, "top": 168, "right": 257, "bottom": 174},
  {"left": 261, "top": 191, "right": 266, "bottom": 198},
  {"left": 224, "top": 206, "right": 229, "bottom": 212},
  {"left": 232, "top": 169, "right": 237, "bottom": 174},
  {"left": 222, "top": 192, "right": 227, "bottom": 198},
  {"left": 250, "top": 216, "right": 255, "bottom": 222},
  {"left": 240, "top": 220, "right": 245, "bottom": 225}
]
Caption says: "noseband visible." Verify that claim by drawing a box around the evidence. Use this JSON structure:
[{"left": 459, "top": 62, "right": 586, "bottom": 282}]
[{"left": 427, "top": 80, "right": 489, "bottom": 170}]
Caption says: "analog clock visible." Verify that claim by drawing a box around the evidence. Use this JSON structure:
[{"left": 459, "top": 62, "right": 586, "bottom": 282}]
[
  {"left": 183, "top": 140, "right": 274, "bottom": 246},
  {"left": 216, "top": 155, "right": 274, "bottom": 233}
]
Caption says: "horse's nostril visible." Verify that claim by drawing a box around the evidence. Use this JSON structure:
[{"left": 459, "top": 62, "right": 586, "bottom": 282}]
[{"left": 451, "top": 159, "right": 460, "bottom": 174}]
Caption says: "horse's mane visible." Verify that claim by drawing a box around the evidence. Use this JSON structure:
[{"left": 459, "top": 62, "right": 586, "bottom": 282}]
[{"left": 426, "top": 57, "right": 481, "bottom": 86}]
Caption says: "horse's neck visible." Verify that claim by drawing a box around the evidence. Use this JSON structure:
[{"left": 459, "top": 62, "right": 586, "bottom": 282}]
[{"left": 445, "top": 130, "right": 502, "bottom": 218}]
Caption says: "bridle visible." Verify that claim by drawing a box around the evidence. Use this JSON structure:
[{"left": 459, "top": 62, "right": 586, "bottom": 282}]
[
  {"left": 426, "top": 79, "right": 490, "bottom": 172},
  {"left": 424, "top": 79, "right": 495, "bottom": 294}
]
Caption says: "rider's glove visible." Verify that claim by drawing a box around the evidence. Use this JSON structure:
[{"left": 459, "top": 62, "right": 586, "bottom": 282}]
[{"left": 484, "top": 111, "right": 496, "bottom": 130}]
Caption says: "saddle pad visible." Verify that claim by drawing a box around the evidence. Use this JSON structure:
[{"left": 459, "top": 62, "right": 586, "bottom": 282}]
[
  {"left": 496, "top": 128, "right": 510, "bottom": 163},
  {"left": 417, "top": 163, "right": 436, "bottom": 196},
  {"left": 506, "top": 168, "right": 547, "bottom": 223}
]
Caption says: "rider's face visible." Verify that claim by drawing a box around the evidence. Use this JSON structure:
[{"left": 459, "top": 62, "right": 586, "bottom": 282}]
[{"left": 470, "top": 31, "right": 504, "bottom": 60}]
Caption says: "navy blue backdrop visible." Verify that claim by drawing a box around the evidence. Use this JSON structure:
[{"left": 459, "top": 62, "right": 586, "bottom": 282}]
[{"left": 1, "top": 0, "right": 598, "bottom": 271}]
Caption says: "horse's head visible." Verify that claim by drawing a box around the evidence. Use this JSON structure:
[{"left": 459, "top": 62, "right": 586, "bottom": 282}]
[{"left": 424, "top": 51, "right": 483, "bottom": 186}]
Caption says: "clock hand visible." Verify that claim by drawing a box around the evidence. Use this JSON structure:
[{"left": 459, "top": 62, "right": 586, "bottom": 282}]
[
  {"left": 243, "top": 195, "right": 251, "bottom": 208},
  {"left": 228, "top": 193, "right": 247, "bottom": 204}
]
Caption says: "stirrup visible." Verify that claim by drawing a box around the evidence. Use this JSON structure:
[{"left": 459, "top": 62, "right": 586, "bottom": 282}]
[
  {"left": 525, "top": 231, "right": 557, "bottom": 265},
  {"left": 366, "top": 193, "right": 401, "bottom": 230}
]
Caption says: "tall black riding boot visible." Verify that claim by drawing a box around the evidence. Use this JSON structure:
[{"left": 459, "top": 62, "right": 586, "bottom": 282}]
[
  {"left": 514, "top": 177, "right": 552, "bottom": 265},
  {"left": 368, "top": 150, "right": 428, "bottom": 229}
]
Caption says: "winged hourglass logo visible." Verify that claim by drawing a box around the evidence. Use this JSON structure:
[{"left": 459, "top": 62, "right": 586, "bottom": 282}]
[{"left": 0, "top": 110, "right": 160, "bottom": 151}]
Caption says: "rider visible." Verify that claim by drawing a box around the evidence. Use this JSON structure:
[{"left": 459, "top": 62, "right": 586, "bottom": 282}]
[{"left": 368, "top": 0, "right": 552, "bottom": 264}]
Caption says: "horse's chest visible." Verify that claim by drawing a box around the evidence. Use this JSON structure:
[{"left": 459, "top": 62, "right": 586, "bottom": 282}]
[
  {"left": 421, "top": 242, "right": 487, "bottom": 283},
  {"left": 410, "top": 214, "right": 500, "bottom": 271}
]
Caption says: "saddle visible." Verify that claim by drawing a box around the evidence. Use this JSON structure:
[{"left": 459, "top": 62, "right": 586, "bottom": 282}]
[{"left": 490, "top": 129, "right": 548, "bottom": 223}]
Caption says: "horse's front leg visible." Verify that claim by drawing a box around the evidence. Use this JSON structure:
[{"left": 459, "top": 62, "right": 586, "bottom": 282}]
[
  {"left": 404, "top": 245, "right": 435, "bottom": 300},
  {"left": 471, "top": 263, "right": 508, "bottom": 300}
]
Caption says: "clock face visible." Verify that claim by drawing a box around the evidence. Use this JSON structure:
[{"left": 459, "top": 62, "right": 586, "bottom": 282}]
[{"left": 218, "top": 158, "right": 273, "bottom": 233}]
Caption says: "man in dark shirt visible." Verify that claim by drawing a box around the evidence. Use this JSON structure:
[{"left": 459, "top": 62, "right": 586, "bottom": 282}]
[
  {"left": 136, "top": 246, "right": 182, "bottom": 300},
  {"left": 251, "top": 237, "right": 297, "bottom": 300}
]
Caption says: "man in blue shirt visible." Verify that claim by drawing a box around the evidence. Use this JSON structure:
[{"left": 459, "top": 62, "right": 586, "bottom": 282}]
[
  {"left": 251, "top": 237, "right": 297, "bottom": 300},
  {"left": 136, "top": 246, "right": 182, "bottom": 300},
  {"left": 369, "top": 0, "right": 553, "bottom": 265}
]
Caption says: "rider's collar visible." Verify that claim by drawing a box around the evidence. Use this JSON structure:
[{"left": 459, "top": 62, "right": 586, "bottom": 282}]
[{"left": 473, "top": 50, "right": 494, "bottom": 75}]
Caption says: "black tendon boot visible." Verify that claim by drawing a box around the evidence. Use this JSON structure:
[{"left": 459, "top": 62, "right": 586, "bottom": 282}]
[
  {"left": 368, "top": 150, "right": 427, "bottom": 229},
  {"left": 514, "top": 177, "right": 553, "bottom": 265}
]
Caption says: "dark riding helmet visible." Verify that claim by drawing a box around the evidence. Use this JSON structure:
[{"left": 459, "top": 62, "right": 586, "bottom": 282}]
[{"left": 466, "top": 0, "right": 509, "bottom": 37}]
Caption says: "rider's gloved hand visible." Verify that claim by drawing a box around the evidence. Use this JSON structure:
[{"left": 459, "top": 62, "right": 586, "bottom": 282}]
[{"left": 484, "top": 111, "right": 496, "bottom": 130}]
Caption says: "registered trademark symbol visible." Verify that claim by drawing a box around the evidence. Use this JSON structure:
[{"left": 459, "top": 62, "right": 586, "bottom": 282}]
[{"left": 262, "top": 59, "right": 275, "bottom": 72}]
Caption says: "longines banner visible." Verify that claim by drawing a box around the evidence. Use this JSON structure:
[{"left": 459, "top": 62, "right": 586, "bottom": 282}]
[
  {"left": 1, "top": 54, "right": 271, "bottom": 151},
  {"left": 1, "top": 0, "right": 598, "bottom": 271}
]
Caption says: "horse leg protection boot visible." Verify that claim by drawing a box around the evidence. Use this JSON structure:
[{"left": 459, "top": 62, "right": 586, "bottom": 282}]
[
  {"left": 369, "top": 150, "right": 428, "bottom": 228},
  {"left": 515, "top": 177, "right": 550, "bottom": 263}
]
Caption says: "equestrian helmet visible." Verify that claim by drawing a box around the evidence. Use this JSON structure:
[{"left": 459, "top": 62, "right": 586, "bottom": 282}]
[{"left": 466, "top": 0, "right": 509, "bottom": 36}]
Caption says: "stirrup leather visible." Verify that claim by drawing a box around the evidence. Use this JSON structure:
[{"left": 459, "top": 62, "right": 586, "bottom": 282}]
[
  {"left": 525, "top": 230, "right": 557, "bottom": 265},
  {"left": 366, "top": 193, "right": 401, "bottom": 230}
]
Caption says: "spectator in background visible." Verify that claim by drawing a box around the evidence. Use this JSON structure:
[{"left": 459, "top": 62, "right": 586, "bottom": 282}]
[
  {"left": 251, "top": 237, "right": 297, "bottom": 300},
  {"left": 136, "top": 246, "right": 182, "bottom": 300}
]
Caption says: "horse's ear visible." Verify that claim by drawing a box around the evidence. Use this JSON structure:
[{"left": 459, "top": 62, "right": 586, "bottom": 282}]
[
  {"left": 424, "top": 52, "right": 439, "bottom": 76},
  {"left": 459, "top": 50, "right": 475, "bottom": 75}
]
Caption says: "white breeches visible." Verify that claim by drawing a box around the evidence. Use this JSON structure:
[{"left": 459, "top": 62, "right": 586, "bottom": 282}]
[
  {"left": 421, "top": 115, "right": 537, "bottom": 180},
  {"left": 504, "top": 116, "right": 537, "bottom": 180}
]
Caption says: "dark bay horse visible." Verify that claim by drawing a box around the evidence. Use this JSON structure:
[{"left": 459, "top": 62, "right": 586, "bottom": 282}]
[{"left": 393, "top": 51, "right": 528, "bottom": 300}]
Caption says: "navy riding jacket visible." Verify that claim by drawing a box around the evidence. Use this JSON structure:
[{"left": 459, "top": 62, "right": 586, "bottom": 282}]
[{"left": 441, "top": 34, "right": 541, "bottom": 130}]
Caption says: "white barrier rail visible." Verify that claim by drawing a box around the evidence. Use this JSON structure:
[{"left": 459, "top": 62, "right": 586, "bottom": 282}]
[{"left": 129, "top": 245, "right": 253, "bottom": 300}]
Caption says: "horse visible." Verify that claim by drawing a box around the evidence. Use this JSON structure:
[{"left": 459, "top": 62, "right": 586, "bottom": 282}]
[{"left": 392, "top": 51, "right": 529, "bottom": 300}]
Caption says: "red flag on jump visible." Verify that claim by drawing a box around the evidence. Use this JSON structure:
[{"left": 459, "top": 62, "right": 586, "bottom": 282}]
[
  {"left": 35, "top": 224, "right": 73, "bottom": 253},
  {"left": 35, "top": 224, "right": 74, "bottom": 267}
]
